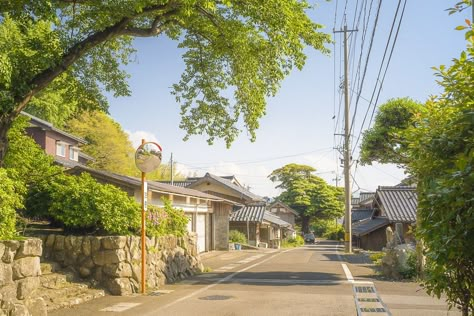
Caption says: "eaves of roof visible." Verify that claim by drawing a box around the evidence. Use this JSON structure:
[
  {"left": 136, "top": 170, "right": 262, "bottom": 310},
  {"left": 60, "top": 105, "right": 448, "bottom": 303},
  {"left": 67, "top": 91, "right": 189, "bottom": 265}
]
[
  {"left": 376, "top": 186, "right": 417, "bottom": 223},
  {"left": 352, "top": 217, "right": 390, "bottom": 237},
  {"left": 263, "top": 212, "right": 292, "bottom": 227},
  {"left": 189, "top": 173, "right": 263, "bottom": 202},
  {"left": 22, "top": 112, "right": 87, "bottom": 145},
  {"left": 67, "top": 165, "right": 236, "bottom": 203},
  {"left": 229, "top": 204, "right": 266, "bottom": 222},
  {"left": 268, "top": 201, "right": 299, "bottom": 216}
]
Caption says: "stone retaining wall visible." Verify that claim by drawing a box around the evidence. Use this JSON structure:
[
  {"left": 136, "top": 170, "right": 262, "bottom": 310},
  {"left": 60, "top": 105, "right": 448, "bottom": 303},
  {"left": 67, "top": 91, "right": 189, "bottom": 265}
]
[
  {"left": 0, "top": 239, "right": 46, "bottom": 316},
  {"left": 40, "top": 234, "right": 203, "bottom": 295}
]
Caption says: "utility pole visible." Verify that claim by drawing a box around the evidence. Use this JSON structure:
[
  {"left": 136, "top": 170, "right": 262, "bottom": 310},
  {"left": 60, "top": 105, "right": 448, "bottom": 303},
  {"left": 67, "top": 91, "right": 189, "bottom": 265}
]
[
  {"left": 170, "top": 152, "right": 174, "bottom": 186},
  {"left": 334, "top": 24, "right": 356, "bottom": 253}
]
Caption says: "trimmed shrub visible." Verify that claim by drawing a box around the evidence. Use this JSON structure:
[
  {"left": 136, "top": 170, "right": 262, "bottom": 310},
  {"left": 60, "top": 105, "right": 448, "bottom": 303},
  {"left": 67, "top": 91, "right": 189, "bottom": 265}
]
[
  {"left": 0, "top": 169, "right": 25, "bottom": 240},
  {"left": 28, "top": 173, "right": 141, "bottom": 235},
  {"left": 229, "top": 230, "right": 247, "bottom": 244},
  {"left": 147, "top": 199, "right": 189, "bottom": 237}
]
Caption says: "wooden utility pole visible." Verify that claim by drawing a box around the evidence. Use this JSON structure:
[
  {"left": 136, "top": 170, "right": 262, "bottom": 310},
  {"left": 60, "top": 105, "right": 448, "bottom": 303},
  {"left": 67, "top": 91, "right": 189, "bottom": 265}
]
[
  {"left": 334, "top": 24, "right": 356, "bottom": 253},
  {"left": 140, "top": 139, "right": 146, "bottom": 293}
]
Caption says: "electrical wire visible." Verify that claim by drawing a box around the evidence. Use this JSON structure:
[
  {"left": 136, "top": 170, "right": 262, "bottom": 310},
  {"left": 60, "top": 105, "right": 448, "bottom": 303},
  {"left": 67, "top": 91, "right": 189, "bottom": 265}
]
[{"left": 352, "top": 0, "right": 407, "bottom": 154}]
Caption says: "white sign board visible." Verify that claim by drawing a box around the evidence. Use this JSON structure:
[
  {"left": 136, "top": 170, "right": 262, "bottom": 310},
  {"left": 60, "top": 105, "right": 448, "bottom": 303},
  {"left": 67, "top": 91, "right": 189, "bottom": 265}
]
[{"left": 143, "top": 181, "right": 148, "bottom": 211}]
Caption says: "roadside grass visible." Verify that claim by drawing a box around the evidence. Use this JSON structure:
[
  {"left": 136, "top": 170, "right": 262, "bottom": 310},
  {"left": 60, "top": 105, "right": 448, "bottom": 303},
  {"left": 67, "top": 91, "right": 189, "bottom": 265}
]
[{"left": 281, "top": 235, "right": 304, "bottom": 248}]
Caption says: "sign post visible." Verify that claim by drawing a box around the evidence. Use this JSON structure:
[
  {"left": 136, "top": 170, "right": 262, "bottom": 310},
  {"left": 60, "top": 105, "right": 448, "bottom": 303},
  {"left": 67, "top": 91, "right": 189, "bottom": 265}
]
[{"left": 135, "top": 139, "right": 162, "bottom": 294}]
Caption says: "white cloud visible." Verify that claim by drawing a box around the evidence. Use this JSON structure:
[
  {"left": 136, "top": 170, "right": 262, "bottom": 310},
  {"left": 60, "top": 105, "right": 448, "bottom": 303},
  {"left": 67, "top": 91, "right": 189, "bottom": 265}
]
[{"left": 126, "top": 130, "right": 160, "bottom": 148}]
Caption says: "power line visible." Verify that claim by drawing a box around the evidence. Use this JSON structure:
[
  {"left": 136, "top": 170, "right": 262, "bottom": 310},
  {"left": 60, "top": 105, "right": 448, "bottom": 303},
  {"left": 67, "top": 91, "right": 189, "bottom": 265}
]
[
  {"left": 352, "top": 0, "right": 407, "bottom": 154},
  {"left": 180, "top": 147, "right": 333, "bottom": 167},
  {"left": 349, "top": 0, "right": 382, "bottom": 137}
]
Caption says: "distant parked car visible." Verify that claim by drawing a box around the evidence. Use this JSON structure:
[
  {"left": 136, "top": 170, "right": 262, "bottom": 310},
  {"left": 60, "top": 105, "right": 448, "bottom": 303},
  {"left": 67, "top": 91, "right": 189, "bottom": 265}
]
[{"left": 304, "top": 233, "right": 316, "bottom": 244}]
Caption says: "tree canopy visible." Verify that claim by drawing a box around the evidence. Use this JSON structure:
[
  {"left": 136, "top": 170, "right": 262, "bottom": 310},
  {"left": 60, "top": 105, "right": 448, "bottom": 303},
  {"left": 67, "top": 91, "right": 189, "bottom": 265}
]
[
  {"left": 66, "top": 111, "right": 137, "bottom": 175},
  {"left": 65, "top": 110, "right": 184, "bottom": 180},
  {"left": 359, "top": 97, "right": 424, "bottom": 166},
  {"left": 0, "top": 0, "right": 331, "bottom": 164},
  {"left": 357, "top": 6, "right": 473, "bottom": 313},
  {"left": 269, "top": 163, "right": 344, "bottom": 233}
]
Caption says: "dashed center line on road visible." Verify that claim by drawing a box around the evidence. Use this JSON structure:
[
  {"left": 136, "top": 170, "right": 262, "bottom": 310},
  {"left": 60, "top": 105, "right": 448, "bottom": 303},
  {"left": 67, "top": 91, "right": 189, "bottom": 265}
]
[
  {"left": 153, "top": 249, "right": 296, "bottom": 314},
  {"left": 214, "top": 254, "right": 265, "bottom": 272}
]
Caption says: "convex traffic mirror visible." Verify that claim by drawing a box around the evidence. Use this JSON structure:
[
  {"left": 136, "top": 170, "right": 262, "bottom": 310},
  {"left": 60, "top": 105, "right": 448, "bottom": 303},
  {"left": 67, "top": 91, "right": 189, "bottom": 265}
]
[{"left": 135, "top": 142, "right": 162, "bottom": 173}]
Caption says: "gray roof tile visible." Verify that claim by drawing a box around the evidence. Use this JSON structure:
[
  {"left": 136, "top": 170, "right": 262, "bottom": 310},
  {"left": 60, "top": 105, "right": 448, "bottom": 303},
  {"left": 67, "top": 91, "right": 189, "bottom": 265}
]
[
  {"left": 263, "top": 212, "right": 292, "bottom": 227},
  {"left": 351, "top": 209, "right": 373, "bottom": 223},
  {"left": 352, "top": 217, "right": 390, "bottom": 236},
  {"left": 189, "top": 173, "right": 263, "bottom": 202},
  {"left": 158, "top": 181, "right": 194, "bottom": 188},
  {"left": 376, "top": 186, "right": 417, "bottom": 223},
  {"left": 229, "top": 204, "right": 266, "bottom": 222}
]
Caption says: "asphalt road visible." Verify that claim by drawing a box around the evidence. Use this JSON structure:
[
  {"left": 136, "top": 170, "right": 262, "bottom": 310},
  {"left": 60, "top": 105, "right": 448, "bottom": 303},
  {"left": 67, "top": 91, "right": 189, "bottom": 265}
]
[{"left": 50, "top": 241, "right": 459, "bottom": 316}]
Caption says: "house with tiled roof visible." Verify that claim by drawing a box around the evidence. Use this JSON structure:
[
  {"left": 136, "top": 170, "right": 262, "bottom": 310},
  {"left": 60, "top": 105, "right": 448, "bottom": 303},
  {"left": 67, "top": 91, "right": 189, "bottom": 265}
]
[
  {"left": 186, "top": 173, "right": 263, "bottom": 204},
  {"left": 160, "top": 173, "right": 261, "bottom": 205},
  {"left": 229, "top": 203, "right": 292, "bottom": 248},
  {"left": 68, "top": 165, "right": 237, "bottom": 253},
  {"left": 23, "top": 112, "right": 92, "bottom": 167},
  {"left": 352, "top": 186, "right": 417, "bottom": 250}
]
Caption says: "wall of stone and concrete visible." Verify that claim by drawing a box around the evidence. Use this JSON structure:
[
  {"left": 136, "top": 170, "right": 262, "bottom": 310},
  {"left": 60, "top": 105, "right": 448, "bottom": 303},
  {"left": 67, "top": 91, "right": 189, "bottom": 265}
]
[
  {"left": 212, "top": 202, "right": 231, "bottom": 250},
  {"left": 0, "top": 239, "right": 46, "bottom": 316},
  {"left": 40, "top": 233, "right": 203, "bottom": 295}
]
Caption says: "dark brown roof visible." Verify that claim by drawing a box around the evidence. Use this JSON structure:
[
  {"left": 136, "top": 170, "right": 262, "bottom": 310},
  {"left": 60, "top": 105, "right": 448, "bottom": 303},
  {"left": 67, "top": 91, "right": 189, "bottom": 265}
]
[{"left": 376, "top": 186, "right": 417, "bottom": 223}]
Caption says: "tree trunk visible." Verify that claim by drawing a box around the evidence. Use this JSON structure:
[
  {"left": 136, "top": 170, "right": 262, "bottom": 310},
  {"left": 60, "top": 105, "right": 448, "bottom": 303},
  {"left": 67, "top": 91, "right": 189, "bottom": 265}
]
[
  {"left": 301, "top": 216, "right": 310, "bottom": 234},
  {"left": 0, "top": 114, "right": 14, "bottom": 167}
]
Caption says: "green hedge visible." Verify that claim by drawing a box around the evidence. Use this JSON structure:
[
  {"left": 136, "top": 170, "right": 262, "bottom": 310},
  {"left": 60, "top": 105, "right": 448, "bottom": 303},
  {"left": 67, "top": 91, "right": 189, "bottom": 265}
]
[
  {"left": 0, "top": 169, "right": 25, "bottom": 240},
  {"left": 26, "top": 173, "right": 140, "bottom": 235}
]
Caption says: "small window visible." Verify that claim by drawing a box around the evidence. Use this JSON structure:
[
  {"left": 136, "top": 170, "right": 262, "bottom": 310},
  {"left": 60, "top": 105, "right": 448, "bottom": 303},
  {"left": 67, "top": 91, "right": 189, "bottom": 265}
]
[
  {"left": 69, "top": 147, "right": 79, "bottom": 161},
  {"left": 56, "top": 142, "right": 66, "bottom": 157}
]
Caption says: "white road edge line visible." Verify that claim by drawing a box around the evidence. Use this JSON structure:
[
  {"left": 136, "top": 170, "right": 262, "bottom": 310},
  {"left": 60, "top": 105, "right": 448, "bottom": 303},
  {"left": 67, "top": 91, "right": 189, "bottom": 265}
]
[
  {"left": 341, "top": 263, "right": 354, "bottom": 283},
  {"left": 155, "top": 249, "right": 294, "bottom": 313}
]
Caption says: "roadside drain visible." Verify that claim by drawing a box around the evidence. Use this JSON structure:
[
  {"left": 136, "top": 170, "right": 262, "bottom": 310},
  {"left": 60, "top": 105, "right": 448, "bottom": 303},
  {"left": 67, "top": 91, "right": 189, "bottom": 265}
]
[
  {"left": 353, "top": 284, "right": 391, "bottom": 316},
  {"left": 199, "top": 295, "right": 233, "bottom": 301}
]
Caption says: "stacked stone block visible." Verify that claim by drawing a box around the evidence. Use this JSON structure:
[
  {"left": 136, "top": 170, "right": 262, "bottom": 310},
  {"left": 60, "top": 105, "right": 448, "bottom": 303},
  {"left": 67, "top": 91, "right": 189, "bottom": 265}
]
[
  {"left": 0, "top": 239, "right": 46, "bottom": 316},
  {"left": 41, "top": 234, "right": 203, "bottom": 295}
]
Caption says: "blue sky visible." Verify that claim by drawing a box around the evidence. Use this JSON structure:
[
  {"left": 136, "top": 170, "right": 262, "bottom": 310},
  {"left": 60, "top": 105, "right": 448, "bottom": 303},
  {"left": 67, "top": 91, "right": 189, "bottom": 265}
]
[{"left": 108, "top": 0, "right": 470, "bottom": 198}]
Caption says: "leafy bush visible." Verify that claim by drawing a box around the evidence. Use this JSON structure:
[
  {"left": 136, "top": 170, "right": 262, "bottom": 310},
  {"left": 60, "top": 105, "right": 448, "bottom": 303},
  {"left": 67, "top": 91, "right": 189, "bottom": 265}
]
[
  {"left": 147, "top": 199, "right": 189, "bottom": 237},
  {"left": 369, "top": 252, "right": 385, "bottom": 265},
  {"left": 27, "top": 173, "right": 141, "bottom": 235},
  {"left": 399, "top": 251, "right": 418, "bottom": 279},
  {"left": 0, "top": 169, "right": 25, "bottom": 240},
  {"left": 324, "top": 225, "right": 345, "bottom": 241},
  {"left": 229, "top": 230, "right": 246, "bottom": 244},
  {"left": 282, "top": 235, "right": 304, "bottom": 248}
]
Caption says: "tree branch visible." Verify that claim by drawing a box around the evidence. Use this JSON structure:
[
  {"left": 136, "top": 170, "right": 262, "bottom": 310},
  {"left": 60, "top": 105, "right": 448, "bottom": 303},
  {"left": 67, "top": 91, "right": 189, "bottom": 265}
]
[{"left": 13, "top": 3, "right": 180, "bottom": 116}]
